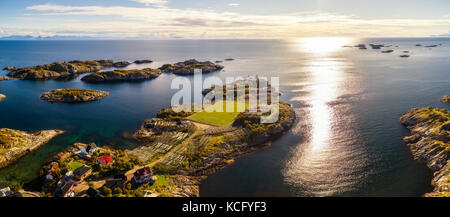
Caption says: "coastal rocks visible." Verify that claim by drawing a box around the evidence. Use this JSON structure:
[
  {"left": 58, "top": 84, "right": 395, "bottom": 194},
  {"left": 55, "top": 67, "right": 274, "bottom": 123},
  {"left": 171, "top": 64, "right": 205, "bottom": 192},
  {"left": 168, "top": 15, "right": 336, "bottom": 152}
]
[
  {"left": 113, "top": 61, "right": 131, "bottom": 68},
  {"left": 81, "top": 68, "right": 161, "bottom": 83},
  {"left": 170, "top": 176, "right": 202, "bottom": 197},
  {"left": 381, "top": 50, "right": 394, "bottom": 53},
  {"left": 0, "top": 128, "right": 64, "bottom": 169},
  {"left": 159, "top": 59, "right": 224, "bottom": 75},
  {"left": 0, "top": 76, "right": 14, "bottom": 81},
  {"left": 355, "top": 44, "right": 367, "bottom": 49},
  {"left": 442, "top": 95, "right": 450, "bottom": 105},
  {"left": 400, "top": 107, "right": 450, "bottom": 197},
  {"left": 224, "top": 58, "right": 234, "bottom": 61},
  {"left": 40, "top": 88, "right": 109, "bottom": 103},
  {"left": 2, "top": 66, "right": 16, "bottom": 71},
  {"left": 134, "top": 60, "right": 153, "bottom": 64},
  {"left": 0, "top": 94, "right": 5, "bottom": 101},
  {"left": 400, "top": 55, "right": 410, "bottom": 58},
  {"left": 369, "top": 44, "right": 384, "bottom": 49},
  {"left": 7, "top": 60, "right": 115, "bottom": 80}
]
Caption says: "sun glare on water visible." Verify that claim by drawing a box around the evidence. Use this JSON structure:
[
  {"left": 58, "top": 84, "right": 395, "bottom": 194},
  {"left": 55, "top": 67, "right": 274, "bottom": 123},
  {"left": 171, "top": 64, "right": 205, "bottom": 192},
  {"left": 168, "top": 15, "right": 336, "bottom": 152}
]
[{"left": 296, "top": 37, "right": 353, "bottom": 54}]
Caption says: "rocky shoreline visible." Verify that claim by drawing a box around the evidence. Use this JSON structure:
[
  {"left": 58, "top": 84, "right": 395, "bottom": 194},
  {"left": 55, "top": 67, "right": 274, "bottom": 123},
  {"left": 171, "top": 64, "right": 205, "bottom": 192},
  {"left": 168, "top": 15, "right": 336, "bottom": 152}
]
[
  {"left": 442, "top": 95, "right": 450, "bottom": 105},
  {"left": 40, "top": 88, "right": 109, "bottom": 103},
  {"left": 7, "top": 60, "right": 116, "bottom": 80},
  {"left": 159, "top": 59, "right": 224, "bottom": 75},
  {"left": 81, "top": 68, "right": 161, "bottom": 83},
  {"left": 0, "top": 129, "right": 64, "bottom": 169},
  {"left": 400, "top": 107, "right": 449, "bottom": 197},
  {"left": 0, "top": 76, "right": 14, "bottom": 81}
]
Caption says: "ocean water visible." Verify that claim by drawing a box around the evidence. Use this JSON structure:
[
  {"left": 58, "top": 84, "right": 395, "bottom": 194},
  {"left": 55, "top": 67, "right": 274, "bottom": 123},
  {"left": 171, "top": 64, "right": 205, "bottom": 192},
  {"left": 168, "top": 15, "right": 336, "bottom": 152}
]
[{"left": 0, "top": 39, "right": 449, "bottom": 196}]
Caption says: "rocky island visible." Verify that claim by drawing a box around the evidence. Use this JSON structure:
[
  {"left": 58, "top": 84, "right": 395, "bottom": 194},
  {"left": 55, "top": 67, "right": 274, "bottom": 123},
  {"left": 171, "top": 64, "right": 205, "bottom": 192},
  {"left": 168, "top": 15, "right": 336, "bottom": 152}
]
[
  {"left": 2, "top": 66, "right": 16, "bottom": 71},
  {"left": 40, "top": 88, "right": 109, "bottom": 103},
  {"left": 134, "top": 60, "right": 153, "bottom": 64},
  {"left": 6, "top": 60, "right": 116, "bottom": 80},
  {"left": 0, "top": 128, "right": 64, "bottom": 169},
  {"left": 159, "top": 59, "right": 224, "bottom": 75},
  {"left": 400, "top": 107, "right": 449, "bottom": 197},
  {"left": 81, "top": 68, "right": 161, "bottom": 83},
  {"left": 442, "top": 95, "right": 450, "bottom": 105}
]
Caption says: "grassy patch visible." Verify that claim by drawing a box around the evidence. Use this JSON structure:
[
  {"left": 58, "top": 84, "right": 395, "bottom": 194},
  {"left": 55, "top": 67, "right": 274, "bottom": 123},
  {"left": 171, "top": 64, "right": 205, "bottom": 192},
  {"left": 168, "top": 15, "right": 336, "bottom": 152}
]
[
  {"left": 68, "top": 161, "right": 83, "bottom": 171},
  {"left": 187, "top": 101, "right": 246, "bottom": 126}
]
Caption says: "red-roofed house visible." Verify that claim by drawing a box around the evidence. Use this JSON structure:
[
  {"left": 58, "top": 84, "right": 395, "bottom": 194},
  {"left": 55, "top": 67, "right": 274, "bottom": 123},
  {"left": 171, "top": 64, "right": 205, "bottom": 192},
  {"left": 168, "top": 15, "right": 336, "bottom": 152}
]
[
  {"left": 133, "top": 167, "right": 153, "bottom": 184},
  {"left": 97, "top": 155, "right": 114, "bottom": 165}
]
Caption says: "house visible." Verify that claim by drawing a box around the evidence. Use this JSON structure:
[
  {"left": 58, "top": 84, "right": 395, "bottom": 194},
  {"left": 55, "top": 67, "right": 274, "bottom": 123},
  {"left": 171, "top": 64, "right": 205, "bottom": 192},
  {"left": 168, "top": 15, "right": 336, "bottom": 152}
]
[
  {"left": 98, "top": 155, "right": 114, "bottom": 165},
  {"left": 56, "top": 152, "right": 66, "bottom": 161},
  {"left": 133, "top": 167, "right": 153, "bottom": 184},
  {"left": 77, "top": 143, "right": 97, "bottom": 160},
  {"left": 85, "top": 143, "right": 97, "bottom": 153},
  {"left": 72, "top": 165, "right": 93, "bottom": 182},
  {"left": 0, "top": 183, "right": 12, "bottom": 197},
  {"left": 103, "top": 178, "right": 126, "bottom": 190},
  {"left": 54, "top": 182, "right": 75, "bottom": 197},
  {"left": 46, "top": 162, "right": 59, "bottom": 180},
  {"left": 86, "top": 187, "right": 103, "bottom": 197}
]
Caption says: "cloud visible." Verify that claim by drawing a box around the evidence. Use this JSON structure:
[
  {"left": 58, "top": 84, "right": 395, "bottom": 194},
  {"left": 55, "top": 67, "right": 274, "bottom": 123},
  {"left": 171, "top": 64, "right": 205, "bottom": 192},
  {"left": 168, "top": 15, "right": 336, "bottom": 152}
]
[
  {"left": 129, "top": 0, "right": 167, "bottom": 7},
  {"left": 4, "top": 3, "right": 449, "bottom": 39},
  {"left": 228, "top": 3, "right": 240, "bottom": 7}
]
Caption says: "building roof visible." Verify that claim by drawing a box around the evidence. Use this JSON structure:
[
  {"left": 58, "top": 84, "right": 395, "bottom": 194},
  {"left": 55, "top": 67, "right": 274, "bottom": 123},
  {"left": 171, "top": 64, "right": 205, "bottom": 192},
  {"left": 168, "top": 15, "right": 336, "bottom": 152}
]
[
  {"left": 55, "top": 182, "right": 75, "bottom": 197},
  {"left": 86, "top": 187, "right": 103, "bottom": 197},
  {"left": 0, "top": 182, "right": 9, "bottom": 189},
  {"left": 103, "top": 179, "right": 125, "bottom": 190},
  {"left": 98, "top": 155, "right": 114, "bottom": 165},
  {"left": 73, "top": 165, "right": 92, "bottom": 177},
  {"left": 134, "top": 167, "right": 152, "bottom": 177}
]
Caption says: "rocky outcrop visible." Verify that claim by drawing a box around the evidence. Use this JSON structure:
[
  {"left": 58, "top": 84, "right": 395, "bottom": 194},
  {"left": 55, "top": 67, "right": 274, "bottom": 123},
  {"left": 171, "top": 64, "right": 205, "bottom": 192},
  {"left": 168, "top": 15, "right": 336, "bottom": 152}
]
[
  {"left": 442, "top": 95, "right": 450, "bottom": 105},
  {"left": 0, "top": 94, "right": 5, "bottom": 101},
  {"left": 159, "top": 59, "right": 224, "bottom": 75},
  {"left": 400, "top": 55, "right": 410, "bottom": 58},
  {"left": 170, "top": 176, "right": 202, "bottom": 197},
  {"left": 134, "top": 60, "right": 153, "bottom": 64},
  {"left": 355, "top": 44, "right": 367, "bottom": 49},
  {"left": 81, "top": 68, "right": 161, "bottom": 83},
  {"left": 381, "top": 50, "right": 394, "bottom": 53},
  {"left": 40, "top": 88, "right": 109, "bottom": 103},
  {"left": 113, "top": 61, "right": 131, "bottom": 68},
  {"left": 6, "top": 60, "right": 115, "bottom": 80},
  {"left": 0, "top": 128, "right": 64, "bottom": 169},
  {"left": 369, "top": 44, "right": 384, "bottom": 49},
  {"left": 0, "top": 76, "right": 14, "bottom": 81},
  {"left": 400, "top": 107, "right": 450, "bottom": 197},
  {"left": 2, "top": 66, "right": 16, "bottom": 71}
]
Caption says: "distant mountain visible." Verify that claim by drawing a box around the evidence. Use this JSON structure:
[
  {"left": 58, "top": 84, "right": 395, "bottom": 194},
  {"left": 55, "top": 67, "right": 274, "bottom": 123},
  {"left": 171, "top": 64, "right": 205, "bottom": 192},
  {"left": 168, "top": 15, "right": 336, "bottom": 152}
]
[{"left": 0, "top": 35, "right": 98, "bottom": 40}]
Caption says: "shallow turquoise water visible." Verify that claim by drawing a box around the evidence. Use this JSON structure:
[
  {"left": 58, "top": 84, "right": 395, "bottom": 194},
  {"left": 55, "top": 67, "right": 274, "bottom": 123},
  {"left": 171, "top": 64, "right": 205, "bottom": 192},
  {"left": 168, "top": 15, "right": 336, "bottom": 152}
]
[{"left": 0, "top": 39, "right": 449, "bottom": 196}]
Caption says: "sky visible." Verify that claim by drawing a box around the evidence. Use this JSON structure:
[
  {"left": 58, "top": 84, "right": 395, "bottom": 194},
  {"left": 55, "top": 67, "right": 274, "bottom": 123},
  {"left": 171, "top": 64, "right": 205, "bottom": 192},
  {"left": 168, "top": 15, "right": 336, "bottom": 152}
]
[{"left": 0, "top": 0, "right": 450, "bottom": 39}]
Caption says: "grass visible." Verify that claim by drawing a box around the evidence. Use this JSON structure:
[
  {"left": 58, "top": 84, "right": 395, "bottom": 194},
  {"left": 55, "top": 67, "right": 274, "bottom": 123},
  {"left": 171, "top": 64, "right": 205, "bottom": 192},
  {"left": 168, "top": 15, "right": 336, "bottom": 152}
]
[
  {"left": 187, "top": 101, "right": 246, "bottom": 126},
  {"left": 69, "top": 161, "right": 83, "bottom": 171}
]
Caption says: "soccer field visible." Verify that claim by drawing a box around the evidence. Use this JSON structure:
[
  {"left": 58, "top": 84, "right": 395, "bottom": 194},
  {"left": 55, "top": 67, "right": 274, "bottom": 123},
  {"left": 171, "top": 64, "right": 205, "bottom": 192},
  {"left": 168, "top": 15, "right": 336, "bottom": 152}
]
[{"left": 187, "top": 101, "right": 246, "bottom": 126}]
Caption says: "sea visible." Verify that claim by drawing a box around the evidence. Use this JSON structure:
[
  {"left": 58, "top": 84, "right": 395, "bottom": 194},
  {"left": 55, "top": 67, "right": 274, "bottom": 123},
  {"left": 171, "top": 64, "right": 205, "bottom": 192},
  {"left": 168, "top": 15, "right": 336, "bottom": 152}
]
[{"left": 0, "top": 38, "right": 449, "bottom": 196}]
